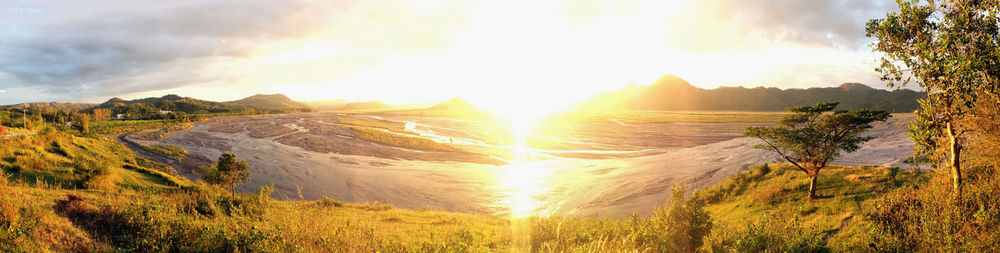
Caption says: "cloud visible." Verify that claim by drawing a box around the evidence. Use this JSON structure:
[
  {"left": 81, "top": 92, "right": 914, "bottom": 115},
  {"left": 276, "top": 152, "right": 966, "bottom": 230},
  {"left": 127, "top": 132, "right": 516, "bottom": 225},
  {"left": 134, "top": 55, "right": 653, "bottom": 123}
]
[
  {"left": 0, "top": 0, "right": 468, "bottom": 101},
  {"left": 665, "top": 0, "right": 897, "bottom": 52}
]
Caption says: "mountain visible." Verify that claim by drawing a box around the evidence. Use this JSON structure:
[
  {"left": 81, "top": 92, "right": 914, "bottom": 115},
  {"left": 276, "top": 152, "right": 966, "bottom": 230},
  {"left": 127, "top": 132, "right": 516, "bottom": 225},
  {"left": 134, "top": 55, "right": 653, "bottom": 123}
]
[
  {"left": 90, "top": 94, "right": 255, "bottom": 119},
  {"left": 337, "top": 101, "right": 391, "bottom": 111},
  {"left": 579, "top": 75, "right": 925, "bottom": 112},
  {"left": 307, "top": 99, "right": 349, "bottom": 111},
  {"left": 428, "top": 97, "right": 478, "bottom": 111},
  {"left": 225, "top": 94, "right": 312, "bottom": 112},
  {"left": 2, "top": 102, "right": 97, "bottom": 111}
]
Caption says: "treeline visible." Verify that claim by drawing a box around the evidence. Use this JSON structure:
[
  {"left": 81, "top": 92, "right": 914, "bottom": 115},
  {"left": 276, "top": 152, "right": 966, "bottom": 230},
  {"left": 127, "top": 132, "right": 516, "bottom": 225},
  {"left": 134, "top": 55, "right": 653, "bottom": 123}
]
[
  {"left": 86, "top": 94, "right": 310, "bottom": 121},
  {"left": 581, "top": 76, "right": 924, "bottom": 113}
]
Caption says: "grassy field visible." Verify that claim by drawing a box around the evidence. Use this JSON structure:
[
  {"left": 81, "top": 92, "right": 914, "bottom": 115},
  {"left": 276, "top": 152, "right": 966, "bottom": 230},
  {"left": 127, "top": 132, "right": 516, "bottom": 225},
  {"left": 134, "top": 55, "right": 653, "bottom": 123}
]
[{"left": 91, "top": 120, "right": 191, "bottom": 136}]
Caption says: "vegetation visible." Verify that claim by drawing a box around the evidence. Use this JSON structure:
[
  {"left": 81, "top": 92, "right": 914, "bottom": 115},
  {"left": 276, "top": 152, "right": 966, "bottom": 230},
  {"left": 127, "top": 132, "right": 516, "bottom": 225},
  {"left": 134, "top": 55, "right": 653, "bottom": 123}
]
[
  {"left": 202, "top": 153, "right": 251, "bottom": 198},
  {"left": 138, "top": 144, "right": 188, "bottom": 160},
  {"left": 867, "top": 0, "right": 1000, "bottom": 198},
  {"left": 90, "top": 120, "right": 191, "bottom": 136},
  {"left": 225, "top": 94, "right": 313, "bottom": 112},
  {"left": 744, "top": 102, "right": 890, "bottom": 199}
]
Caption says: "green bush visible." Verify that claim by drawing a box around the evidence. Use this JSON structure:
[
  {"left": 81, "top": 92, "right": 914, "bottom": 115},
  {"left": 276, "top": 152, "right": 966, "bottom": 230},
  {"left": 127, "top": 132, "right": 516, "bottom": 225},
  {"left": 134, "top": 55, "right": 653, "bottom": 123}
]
[
  {"left": 704, "top": 212, "right": 828, "bottom": 252},
  {"left": 217, "top": 184, "right": 273, "bottom": 219},
  {"left": 316, "top": 196, "right": 344, "bottom": 208}
]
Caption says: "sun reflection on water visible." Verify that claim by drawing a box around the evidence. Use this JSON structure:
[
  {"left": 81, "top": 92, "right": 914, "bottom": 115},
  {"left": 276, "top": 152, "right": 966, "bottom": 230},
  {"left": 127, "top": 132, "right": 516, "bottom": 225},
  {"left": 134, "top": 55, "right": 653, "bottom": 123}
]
[{"left": 496, "top": 114, "right": 552, "bottom": 218}]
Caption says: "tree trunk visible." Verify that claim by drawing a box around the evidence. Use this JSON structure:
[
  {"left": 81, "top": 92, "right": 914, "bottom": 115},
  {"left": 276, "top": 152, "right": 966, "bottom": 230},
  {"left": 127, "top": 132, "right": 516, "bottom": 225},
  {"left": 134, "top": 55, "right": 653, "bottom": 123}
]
[
  {"left": 808, "top": 175, "right": 818, "bottom": 200},
  {"left": 947, "top": 122, "right": 962, "bottom": 198}
]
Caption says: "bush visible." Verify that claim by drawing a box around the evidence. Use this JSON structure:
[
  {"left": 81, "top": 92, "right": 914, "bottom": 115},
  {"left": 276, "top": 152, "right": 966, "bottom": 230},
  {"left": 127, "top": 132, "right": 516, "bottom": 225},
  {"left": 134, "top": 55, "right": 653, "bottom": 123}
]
[
  {"left": 858, "top": 168, "right": 1000, "bottom": 251},
  {"left": 316, "top": 196, "right": 344, "bottom": 208},
  {"left": 217, "top": 184, "right": 273, "bottom": 219},
  {"left": 704, "top": 211, "right": 828, "bottom": 252},
  {"left": 54, "top": 193, "right": 291, "bottom": 252},
  {"left": 530, "top": 184, "right": 713, "bottom": 252}
]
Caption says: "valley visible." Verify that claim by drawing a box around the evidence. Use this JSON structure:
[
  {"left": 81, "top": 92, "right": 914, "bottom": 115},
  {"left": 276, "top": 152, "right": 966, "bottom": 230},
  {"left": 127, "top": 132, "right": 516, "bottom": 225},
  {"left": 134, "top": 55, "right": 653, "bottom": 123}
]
[{"left": 140, "top": 112, "right": 916, "bottom": 217}]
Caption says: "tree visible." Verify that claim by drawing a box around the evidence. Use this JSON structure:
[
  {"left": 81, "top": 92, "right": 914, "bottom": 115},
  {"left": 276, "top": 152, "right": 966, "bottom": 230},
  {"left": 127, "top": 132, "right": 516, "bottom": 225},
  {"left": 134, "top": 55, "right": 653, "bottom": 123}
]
[
  {"left": 744, "top": 102, "right": 890, "bottom": 199},
  {"left": 867, "top": 0, "right": 1000, "bottom": 197},
  {"left": 71, "top": 113, "right": 90, "bottom": 133},
  {"left": 92, "top": 108, "right": 111, "bottom": 122},
  {"left": 203, "top": 153, "right": 251, "bottom": 198}
]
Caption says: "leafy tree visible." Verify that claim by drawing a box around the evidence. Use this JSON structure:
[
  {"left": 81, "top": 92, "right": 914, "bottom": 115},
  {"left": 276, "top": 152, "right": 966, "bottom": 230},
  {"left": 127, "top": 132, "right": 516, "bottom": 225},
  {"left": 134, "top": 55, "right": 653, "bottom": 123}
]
[
  {"left": 744, "top": 102, "right": 890, "bottom": 199},
  {"left": 202, "top": 153, "right": 251, "bottom": 198},
  {"left": 71, "top": 113, "right": 90, "bottom": 133},
  {"left": 92, "top": 108, "right": 111, "bottom": 122},
  {"left": 867, "top": 0, "right": 1000, "bottom": 197}
]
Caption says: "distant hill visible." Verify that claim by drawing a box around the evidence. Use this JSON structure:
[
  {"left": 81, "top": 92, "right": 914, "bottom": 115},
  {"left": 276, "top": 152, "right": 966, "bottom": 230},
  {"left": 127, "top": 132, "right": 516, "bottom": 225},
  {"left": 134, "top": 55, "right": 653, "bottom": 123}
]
[
  {"left": 579, "top": 75, "right": 925, "bottom": 112},
  {"left": 89, "top": 94, "right": 254, "bottom": 119},
  {"left": 428, "top": 97, "right": 478, "bottom": 111},
  {"left": 307, "top": 99, "right": 349, "bottom": 111},
  {"left": 225, "top": 94, "right": 312, "bottom": 112},
  {"left": 2, "top": 102, "right": 97, "bottom": 111},
  {"left": 337, "top": 101, "right": 391, "bottom": 111}
]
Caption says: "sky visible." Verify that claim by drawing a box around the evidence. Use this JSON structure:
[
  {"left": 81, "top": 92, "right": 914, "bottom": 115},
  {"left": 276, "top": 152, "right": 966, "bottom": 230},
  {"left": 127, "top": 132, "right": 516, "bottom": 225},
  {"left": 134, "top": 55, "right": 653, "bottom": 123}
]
[{"left": 0, "top": 0, "right": 899, "bottom": 112}]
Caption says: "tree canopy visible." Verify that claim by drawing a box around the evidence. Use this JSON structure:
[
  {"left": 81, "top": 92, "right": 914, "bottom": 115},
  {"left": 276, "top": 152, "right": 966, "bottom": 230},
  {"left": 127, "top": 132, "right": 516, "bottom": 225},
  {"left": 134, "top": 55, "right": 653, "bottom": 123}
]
[
  {"left": 203, "top": 153, "right": 251, "bottom": 198},
  {"left": 867, "top": 0, "right": 1000, "bottom": 196},
  {"left": 744, "top": 102, "right": 890, "bottom": 199}
]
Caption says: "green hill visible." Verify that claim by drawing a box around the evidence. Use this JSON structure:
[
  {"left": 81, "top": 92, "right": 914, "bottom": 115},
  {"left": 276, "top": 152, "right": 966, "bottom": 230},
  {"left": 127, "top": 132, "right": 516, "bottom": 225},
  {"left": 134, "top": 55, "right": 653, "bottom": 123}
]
[
  {"left": 1, "top": 102, "right": 97, "bottom": 111},
  {"left": 580, "top": 75, "right": 925, "bottom": 112},
  {"left": 91, "top": 94, "right": 254, "bottom": 119}
]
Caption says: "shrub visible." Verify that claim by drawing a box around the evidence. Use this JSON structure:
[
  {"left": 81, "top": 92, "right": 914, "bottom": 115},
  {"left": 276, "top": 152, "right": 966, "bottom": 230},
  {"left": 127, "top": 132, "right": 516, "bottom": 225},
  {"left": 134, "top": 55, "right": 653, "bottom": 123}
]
[
  {"left": 316, "top": 196, "right": 344, "bottom": 208},
  {"left": 704, "top": 212, "right": 828, "bottom": 252},
  {"left": 648, "top": 185, "right": 713, "bottom": 252},
  {"left": 858, "top": 167, "right": 1000, "bottom": 251},
  {"left": 217, "top": 184, "right": 273, "bottom": 219}
]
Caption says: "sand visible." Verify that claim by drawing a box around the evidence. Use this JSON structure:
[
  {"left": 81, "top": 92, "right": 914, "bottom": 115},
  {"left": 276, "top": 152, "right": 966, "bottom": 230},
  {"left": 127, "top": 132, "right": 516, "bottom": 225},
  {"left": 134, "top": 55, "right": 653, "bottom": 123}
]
[{"left": 158, "top": 113, "right": 916, "bottom": 217}]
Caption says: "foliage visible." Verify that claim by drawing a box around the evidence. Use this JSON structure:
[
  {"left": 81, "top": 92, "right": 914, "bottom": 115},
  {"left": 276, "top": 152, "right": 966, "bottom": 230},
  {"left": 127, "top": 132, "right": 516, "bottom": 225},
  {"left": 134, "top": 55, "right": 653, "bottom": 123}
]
[
  {"left": 868, "top": 0, "right": 1000, "bottom": 196},
  {"left": 529, "top": 184, "right": 712, "bottom": 252},
  {"left": 203, "top": 153, "right": 251, "bottom": 198},
  {"left": 139, "top": 144, "right": 188, "bottom": 160},
  {"left": 744, "top": 102, "right": 890, "bottom": 198},
  {"left": 705, "top": 211, "right": 828, "bottom": 252},
  {"left": 859, "top": 168, "right": 1000, "bottom": 251},
  {"left": 92, "top": 108, "right": 111, "bottom": 122},
  {"left": 71, "top": 113, "right": 90, "bottom": 133},
  {"left": 90, "top": 119, "right": 190, "bottom": 136}
]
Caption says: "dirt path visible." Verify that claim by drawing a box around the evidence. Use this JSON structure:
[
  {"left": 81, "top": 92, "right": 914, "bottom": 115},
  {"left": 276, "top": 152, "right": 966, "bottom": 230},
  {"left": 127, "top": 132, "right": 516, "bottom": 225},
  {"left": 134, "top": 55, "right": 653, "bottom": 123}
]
[{"left": 824, "top": 215, "right": 855, "bottom": 244}]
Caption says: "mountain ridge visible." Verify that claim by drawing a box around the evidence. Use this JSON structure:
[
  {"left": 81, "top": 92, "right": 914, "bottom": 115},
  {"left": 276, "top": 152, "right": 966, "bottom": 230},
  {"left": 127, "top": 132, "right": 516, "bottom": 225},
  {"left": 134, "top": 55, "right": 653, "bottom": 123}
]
[{"left": 579, "top": 75, "right": 925, "bottom": 112}]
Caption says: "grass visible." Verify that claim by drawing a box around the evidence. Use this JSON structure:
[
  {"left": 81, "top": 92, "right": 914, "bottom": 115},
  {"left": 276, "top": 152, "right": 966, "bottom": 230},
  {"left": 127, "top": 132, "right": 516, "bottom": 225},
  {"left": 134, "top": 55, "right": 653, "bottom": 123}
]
[
  {"left": 91, "top": 120, "right": 190, "bottom": 136},
  {"left": 699, "top": 163, "right": 928, "bottom": 251},
  {"left": 138, "top": 144, "right": 188, "bottom": 160}
]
